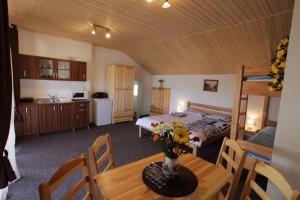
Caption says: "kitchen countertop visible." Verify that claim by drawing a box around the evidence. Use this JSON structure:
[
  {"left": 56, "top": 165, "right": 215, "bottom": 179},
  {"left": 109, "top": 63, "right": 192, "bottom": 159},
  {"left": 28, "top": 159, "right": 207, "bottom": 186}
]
[{"left": 19, "top": 99, "right": 89, "bottom": 105}]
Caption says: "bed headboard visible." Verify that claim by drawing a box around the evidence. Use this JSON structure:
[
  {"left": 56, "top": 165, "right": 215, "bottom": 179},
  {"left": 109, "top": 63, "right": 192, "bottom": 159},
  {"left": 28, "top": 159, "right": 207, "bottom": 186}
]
[
  {"left": 187, "top": 101, "right": 232, "bottom": 117},
  {"left": 266, "top": 120, "right": 277, "bottom": 127}
]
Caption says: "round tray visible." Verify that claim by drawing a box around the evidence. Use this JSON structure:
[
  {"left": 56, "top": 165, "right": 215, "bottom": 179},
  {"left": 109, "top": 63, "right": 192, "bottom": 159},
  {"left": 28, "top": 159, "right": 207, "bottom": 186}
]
[{"left": 142, "top": 162, "right": 198, "bottom": 197}]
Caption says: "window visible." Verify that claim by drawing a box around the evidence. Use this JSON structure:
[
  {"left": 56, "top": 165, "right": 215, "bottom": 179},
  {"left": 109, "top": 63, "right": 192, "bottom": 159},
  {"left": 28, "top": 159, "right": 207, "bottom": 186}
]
[{"left": 134, "top": 84, "right": 138, "bottom": 96}]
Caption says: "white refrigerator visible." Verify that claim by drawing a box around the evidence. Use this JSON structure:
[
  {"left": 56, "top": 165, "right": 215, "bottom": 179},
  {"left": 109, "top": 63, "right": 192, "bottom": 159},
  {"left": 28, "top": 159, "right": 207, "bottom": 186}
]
[{"left": 93, "top": 98, "right": 112, "bottom": 126}]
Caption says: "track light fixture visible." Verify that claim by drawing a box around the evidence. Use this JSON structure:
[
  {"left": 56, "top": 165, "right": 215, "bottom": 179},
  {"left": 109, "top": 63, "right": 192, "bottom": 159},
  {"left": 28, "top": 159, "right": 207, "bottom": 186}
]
[
  {"left": 90, "top": 24, "right": 111, "bottom": 39},
  {"left": 162, "top": 0, "right": 171, "bottom": 8}
]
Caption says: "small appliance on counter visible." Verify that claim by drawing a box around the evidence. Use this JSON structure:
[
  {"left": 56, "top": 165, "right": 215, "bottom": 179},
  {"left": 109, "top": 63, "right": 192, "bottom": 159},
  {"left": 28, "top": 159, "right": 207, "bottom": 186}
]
[
  {"left": 71, "top": 91, "right": 88, "bottom": 101},
  {"left": 92, "top": 92, "right": 108, "bottom": 98},
  {"left": 20, "top": 97, "right": 34, "bottom": 103}
]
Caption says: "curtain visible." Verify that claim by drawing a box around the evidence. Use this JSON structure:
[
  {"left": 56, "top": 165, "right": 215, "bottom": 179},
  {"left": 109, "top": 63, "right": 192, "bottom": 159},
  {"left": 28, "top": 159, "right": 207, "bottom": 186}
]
[{"left": 0, "top": 0, "right": 17, "bottom": 189}]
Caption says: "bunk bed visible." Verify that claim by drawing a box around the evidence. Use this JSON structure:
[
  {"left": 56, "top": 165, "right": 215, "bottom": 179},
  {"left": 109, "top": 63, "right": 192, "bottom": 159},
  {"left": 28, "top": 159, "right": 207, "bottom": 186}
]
[
  {"left": 230, "top": 65, "right": 281, "bottom": 169},
  {"left": 136, "top": 101, "right": 232, "bottom": 155}
]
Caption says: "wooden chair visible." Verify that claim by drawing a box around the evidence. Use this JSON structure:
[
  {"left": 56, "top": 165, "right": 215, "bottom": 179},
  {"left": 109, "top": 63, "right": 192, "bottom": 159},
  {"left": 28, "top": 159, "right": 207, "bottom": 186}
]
[
  {"left": 87, "top": 134, "right": 115, "bottom": 199},
  {"left": 39, "top": 154, "right": 92, "bottom": 200},
  {"left": 241, "top": 161, "right": 300, "bottom": 200},
  {"left": 216, "top": 137, "right": 247, "bottom": 200}
]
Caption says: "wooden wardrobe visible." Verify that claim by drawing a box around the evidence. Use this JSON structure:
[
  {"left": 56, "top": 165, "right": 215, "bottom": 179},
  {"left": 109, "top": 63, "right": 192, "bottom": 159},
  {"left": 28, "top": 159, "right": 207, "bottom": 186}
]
[
  {"left": 150, "top": 87, "right": 171, "bottom": 116},
  {"left": 107, "top": 65, "right": 134, "bottom": 123}
]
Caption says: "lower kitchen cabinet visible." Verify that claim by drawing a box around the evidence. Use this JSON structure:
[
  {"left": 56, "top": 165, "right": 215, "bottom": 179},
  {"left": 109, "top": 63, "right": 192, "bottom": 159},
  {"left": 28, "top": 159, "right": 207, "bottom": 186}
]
[
  {"left": 39, "top": 104, "right": 59, "bottom": 134},
  {"left": 75, "top": 101, "right": 89, "bottom": 129},
  {"left": 59, "top": 103, "right": 75, "bottom": 131},
  {"left": 18, "top": 104, "right": 39, "bottom": 136}
]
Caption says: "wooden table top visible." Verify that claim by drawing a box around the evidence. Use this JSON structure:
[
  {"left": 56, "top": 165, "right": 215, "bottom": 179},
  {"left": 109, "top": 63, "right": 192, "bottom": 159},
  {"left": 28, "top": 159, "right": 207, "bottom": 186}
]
[{"left": 94, "top": 153, "right": 232, "bottom": 200}]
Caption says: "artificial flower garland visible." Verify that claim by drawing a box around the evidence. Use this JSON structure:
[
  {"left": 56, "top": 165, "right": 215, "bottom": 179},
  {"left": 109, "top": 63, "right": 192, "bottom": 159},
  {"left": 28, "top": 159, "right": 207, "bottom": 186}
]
[{"left": 269, "top": 37, "right": 289, "bottom": 91}]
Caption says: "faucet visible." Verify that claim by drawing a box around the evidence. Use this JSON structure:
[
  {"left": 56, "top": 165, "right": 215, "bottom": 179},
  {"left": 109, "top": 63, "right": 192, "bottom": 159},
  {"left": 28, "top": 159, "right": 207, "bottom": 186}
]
[{"left": 48, "top": 94, "right": 58, "bottom": 102}]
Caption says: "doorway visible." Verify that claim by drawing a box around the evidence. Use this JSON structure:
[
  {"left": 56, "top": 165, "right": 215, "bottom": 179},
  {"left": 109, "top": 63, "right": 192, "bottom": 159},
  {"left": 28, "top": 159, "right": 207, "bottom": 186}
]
[{"left": 133, "top": 81, "right": 143, "bottom": 120}]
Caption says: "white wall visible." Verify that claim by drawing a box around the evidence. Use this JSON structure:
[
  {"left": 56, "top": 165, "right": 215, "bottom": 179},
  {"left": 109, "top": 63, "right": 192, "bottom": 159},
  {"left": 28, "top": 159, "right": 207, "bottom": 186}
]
[
  {"left": 94, "top": 47, "right": 152, "bottom": 114},
  {"left": 268, "top": 0, "right": 300, "bottom": 197},
  {"left": 152, "top": 75, "right": 236, "bottom": 111}
]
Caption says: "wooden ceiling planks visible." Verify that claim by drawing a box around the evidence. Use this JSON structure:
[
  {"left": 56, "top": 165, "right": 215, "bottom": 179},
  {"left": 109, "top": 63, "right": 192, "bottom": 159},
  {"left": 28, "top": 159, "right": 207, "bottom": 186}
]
[{"left": 8, "top": 0, "right": 294, "bottom": 74}]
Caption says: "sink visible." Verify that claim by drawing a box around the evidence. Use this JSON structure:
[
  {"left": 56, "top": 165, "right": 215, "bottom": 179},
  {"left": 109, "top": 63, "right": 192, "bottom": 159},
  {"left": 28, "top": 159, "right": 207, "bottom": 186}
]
[{"left": 36, "top": 98, "right": 60, "bottom": 103}]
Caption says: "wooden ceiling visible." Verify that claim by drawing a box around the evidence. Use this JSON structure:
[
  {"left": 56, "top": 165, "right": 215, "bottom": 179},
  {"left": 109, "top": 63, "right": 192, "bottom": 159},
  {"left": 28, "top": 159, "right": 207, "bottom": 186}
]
[{"left": 9, "top": 0, "right": 294, "bottom": 74}]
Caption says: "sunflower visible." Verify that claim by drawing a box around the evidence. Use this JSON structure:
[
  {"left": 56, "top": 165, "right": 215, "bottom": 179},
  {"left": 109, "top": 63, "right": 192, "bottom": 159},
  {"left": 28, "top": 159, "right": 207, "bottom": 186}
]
[
  {"left": 280, "top": 61, "right": 286, "bottom": 69},
  {"left": 272, "top": 64, "right": 279, "bottom": 73},
  {"left": 173, "top": 127, "right": 190, "bottom": 144},
  {"left": 277, "top": 49, "right": 285, "bottom": 58}
]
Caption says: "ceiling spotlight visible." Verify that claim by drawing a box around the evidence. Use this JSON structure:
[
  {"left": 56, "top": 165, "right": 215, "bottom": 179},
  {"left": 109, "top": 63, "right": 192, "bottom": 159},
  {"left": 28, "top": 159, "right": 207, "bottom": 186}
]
[
  {"left": 105, "top": 29, "right": 111, "bottom": 39},
  {"left": 91, "top": 25, "right": 96, "bottom": 35},
  {"left": 146, "top": 0, "right": 153, "bottom": 2},
  {"left": 162, "top": 0, "right": 171, "bottom": 8}
]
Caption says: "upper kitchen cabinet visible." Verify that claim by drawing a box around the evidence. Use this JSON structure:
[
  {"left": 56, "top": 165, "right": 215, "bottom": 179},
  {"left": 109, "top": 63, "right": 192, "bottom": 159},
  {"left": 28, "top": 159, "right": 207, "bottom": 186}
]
[
  {"left": 19, "top": 54, "right": 86, "bottom": 81},
  {"left": 72, "top": 61, "right": 87, "bottom": 81},
  {"left": 20, "top": 54, "right": 36, "bottom": 79},
  {"left": 57, "top": 60, "right": 71, "bottom": 80},
  {"left": 37, "top": 57, "right": 56, "bottom": 79}
]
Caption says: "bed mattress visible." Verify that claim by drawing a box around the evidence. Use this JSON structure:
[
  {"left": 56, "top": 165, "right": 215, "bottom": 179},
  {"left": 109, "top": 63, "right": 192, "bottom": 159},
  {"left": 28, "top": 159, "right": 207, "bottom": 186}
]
[{"left": 136, "top": 111, "right": 231, "bottom": 144}]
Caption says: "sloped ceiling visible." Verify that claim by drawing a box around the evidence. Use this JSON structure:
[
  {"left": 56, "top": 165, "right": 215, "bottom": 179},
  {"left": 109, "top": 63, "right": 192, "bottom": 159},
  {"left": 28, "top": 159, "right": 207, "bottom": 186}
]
[{"left": 8, "top": 0, "right": 294, "bottom": 74}]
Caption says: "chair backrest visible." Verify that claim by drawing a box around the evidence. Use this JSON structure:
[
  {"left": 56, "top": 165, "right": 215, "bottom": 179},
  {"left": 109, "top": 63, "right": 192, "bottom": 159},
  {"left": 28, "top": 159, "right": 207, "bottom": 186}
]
[
  {"left": 87, "top": 134, "right": 115, "bottom": 199},
  {"left": 241, "top": 161, "right": 300, "bottom": 200},
  {"left": 216, "top": 137, "right": 247, "bottom": 200},
  {"left": 87, "top": 134, "right": 115, "bottom": 174},
  {"left": 39, "top": 154, "right": 92, "bottom": 200}
]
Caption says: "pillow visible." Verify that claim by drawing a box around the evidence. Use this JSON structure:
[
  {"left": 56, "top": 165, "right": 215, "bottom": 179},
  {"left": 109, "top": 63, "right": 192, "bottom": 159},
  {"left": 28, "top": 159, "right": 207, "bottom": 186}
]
[
  {"left": 184, "top": 110, "right": 207, "bottom": 117},
  {"left": 205, "top": 114, "right": 231, "bottom": 122}
]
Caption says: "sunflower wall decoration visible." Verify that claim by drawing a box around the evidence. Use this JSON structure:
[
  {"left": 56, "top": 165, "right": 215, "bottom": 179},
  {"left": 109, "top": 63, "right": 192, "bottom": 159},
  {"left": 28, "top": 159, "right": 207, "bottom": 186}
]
[{"left": 269, "top": 37, "right": 289, "bottom": 91}]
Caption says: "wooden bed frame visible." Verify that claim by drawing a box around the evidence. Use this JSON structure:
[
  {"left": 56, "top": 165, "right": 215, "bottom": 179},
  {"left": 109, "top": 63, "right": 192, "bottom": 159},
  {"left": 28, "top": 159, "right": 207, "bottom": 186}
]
[
  {"left": 138, "top": 101, "right": 232, "bottom": 155},
  {"left": 231, "top": 65, "right": 281, "bottom": 169}
]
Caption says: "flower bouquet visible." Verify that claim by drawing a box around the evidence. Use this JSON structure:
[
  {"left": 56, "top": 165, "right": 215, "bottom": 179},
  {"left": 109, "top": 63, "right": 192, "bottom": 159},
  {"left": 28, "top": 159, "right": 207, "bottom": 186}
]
[
  {"left": 151, "top": 120, "right": 200, "bottom": 178},
  {"left": 269, "top": 37, "right": 289, "bottom": 91}
]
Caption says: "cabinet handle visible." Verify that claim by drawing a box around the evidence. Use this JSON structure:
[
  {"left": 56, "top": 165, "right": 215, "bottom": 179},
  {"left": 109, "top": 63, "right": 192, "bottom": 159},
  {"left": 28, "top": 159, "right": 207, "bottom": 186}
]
[
  {"left": 61, "top": 105, "right": 63, "bottom": 111},
  {"left": 54, "top": 106, "right": 56, "bottom": 111},
  {"left": 25, "top": 107, "right": 28, "bottom": 115},
  {"left": 77, "top": 115, "right": 79, "bottom": 120},
  {"left": 24, "top": 70, "right": 27, "bottom": 77},
  {"left": 83, "top": 74, "right": 85, "bottom": 80}
]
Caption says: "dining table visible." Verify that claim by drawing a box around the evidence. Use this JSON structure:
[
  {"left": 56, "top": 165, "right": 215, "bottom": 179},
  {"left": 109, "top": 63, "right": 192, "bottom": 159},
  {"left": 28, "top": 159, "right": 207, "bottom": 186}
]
[{"left": 94, "top": 153, "right": 233, "bottom": 200}]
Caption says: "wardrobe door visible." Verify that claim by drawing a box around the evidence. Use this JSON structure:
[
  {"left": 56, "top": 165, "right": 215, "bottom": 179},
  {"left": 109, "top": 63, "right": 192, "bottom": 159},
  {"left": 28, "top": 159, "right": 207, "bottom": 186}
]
[{"left": 115, "top": 66, "right": 124, "bottom": 90}]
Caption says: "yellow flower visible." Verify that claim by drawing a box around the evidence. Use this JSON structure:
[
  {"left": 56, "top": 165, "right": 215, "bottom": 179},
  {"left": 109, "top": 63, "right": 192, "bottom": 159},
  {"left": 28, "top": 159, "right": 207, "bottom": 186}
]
[
  {"left": 272, "top": 78, "right": 278, "bottom": 84},
  {"left": 277, "top": 50, "right": 285, "bottom": 58},
  {"left": 272, "top": 64, "right": 279, "bottom": 74},
  {"left": 269, "top": 86, "right": 275, "bottom": 92},
  {"left": 173, "top": 127, "right": 190, "bottom": 144},
  {"left": 171, "top": 120, "right": 184, "bottom": 128},
  {"left": 282, "top": 38, "right": 289, "bottom": 45},
  {"left": 280, "top": 61, "right": 286, "bottom": 69}
]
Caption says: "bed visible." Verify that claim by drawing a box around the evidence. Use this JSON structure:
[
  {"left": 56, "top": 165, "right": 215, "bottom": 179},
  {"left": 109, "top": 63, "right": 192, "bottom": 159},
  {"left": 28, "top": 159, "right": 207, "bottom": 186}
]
[{"left": 136, "top": 101, "right": 232, "bottom": 155}]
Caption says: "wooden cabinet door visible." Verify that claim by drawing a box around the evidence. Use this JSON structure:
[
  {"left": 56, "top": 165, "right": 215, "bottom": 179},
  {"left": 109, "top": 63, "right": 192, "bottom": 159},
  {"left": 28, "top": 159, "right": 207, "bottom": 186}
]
[
  {"left": 75, "top": 102, "right": 89, "bottom": 129},
  {"left": 124, "top": 89, "right": 133, "bottom": 112},
  {"left": 115, "top": 66, "right": 124, "bottom": 89},
  {"left": 113, "top": 89, "right": 124, "bottom": 113},
  {"left": 23, "top": 105, "right": 39, "bottom": 135},
  {"left": 20, "top": 55, "right": 36, "bottom": 79},
  {"left": 59, "top": 103, "right": 75, "bottom": 131},
  {"left": 123, "top": 67, "right": 134, "bottom": 90},
  {"left": 39, "top": 104, "right": 59, "bottom": 134},
  {"left": 72, "top": 62, "right": 87, "bottom": 81}
]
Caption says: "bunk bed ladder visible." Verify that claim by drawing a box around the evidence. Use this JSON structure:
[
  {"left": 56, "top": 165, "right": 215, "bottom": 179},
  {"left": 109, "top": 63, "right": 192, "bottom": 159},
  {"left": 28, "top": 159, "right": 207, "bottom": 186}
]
[{"left": 230, "top": 66, "right": 248, "bottom": 140}]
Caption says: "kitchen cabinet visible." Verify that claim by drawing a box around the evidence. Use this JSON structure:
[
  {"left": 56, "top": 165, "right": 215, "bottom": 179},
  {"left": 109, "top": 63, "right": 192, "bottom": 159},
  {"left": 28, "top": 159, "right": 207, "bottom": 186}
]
[
  {"left": 39, "top": 104, "right": 59, "bottom": 134},
  {"left": 20, "top": 54, "right": 36, "bottom": 79},
  {"left": 19, "top": 54, "right": 86, "bottom": 81},
  {"left": 18, "top": 104, "right": 39, "bottom": 136},
  {"left": 59, "top": 103, "right": 75, "bottom": 131},
  {"left": 72, "top": 61, "right": 87, "bottom": 81},
  {"left": 75, "top": 101, "right": 89, "bottom": 129}
]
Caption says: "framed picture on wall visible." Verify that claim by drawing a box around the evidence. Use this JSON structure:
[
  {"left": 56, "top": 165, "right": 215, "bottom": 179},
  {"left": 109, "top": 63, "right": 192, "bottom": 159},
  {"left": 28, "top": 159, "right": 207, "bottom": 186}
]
[{"left": 203, "top": 79, "right": 218, "bottom": 92}]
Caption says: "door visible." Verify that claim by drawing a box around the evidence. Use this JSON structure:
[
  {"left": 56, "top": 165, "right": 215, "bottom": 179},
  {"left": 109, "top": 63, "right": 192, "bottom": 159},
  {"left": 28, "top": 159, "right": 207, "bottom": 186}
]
[
  {"left": 23, "top": 105, "right": 39, "bottom": 135},
  {"left": 115, "top": 66, "right": 124, "bottom": 90},
  {"left": 37, "top": 57, "right": 56, "bottom": 79},
  {"left": 72, "top": 61, "right": 87, "bottom": 81},
  {"left": 59, "top": 103, "right": 75, "bottom": 131},
  {"left": 57, "top": 60, "right": 71, "bottom": 80},
  {"left": 75, "top": 102, "right": 89, "bottom": 129},
  {"left": 20, "top": 55, "right": 36, "bottom": 79},
  {"left": 39, "top": 104, "right": 59, "bottom": 134}
]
